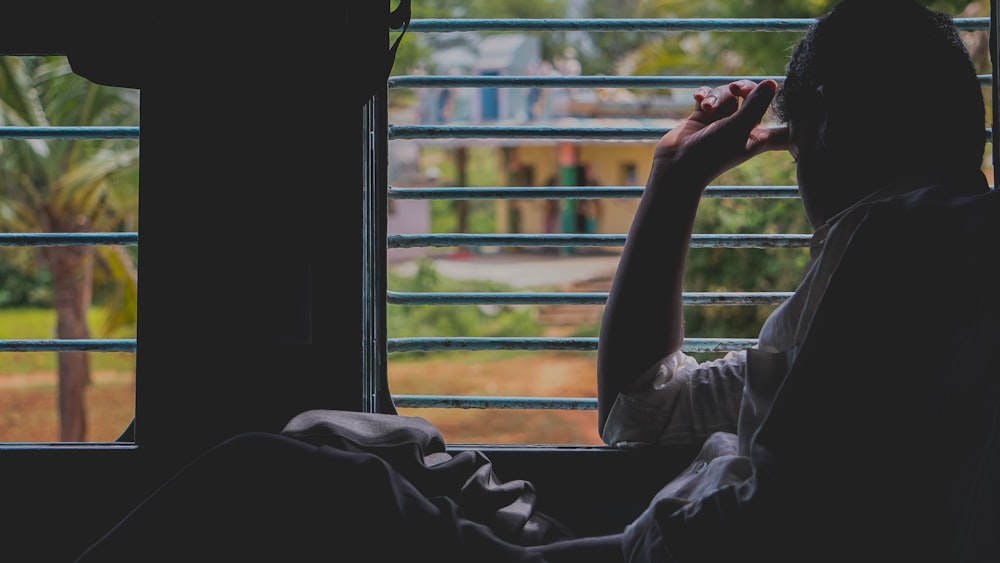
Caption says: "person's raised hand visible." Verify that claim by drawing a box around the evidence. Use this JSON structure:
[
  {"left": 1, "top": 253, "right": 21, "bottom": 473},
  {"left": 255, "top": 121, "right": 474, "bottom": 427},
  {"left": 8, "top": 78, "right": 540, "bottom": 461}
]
[{"left": 653, "top": 79, "right": 788, "bottom": 185}]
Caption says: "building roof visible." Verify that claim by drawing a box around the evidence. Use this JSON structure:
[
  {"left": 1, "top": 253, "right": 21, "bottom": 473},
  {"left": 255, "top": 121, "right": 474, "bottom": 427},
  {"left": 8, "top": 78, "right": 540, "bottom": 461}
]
[{"left": 475, "top": 35, "right": 540, "bottom": 73}]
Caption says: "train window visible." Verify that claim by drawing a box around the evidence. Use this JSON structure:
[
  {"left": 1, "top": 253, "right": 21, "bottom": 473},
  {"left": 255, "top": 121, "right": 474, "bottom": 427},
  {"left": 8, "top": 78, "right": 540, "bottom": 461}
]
[{"left": 376, "top": 2, "right": 994, "bottom": 447}]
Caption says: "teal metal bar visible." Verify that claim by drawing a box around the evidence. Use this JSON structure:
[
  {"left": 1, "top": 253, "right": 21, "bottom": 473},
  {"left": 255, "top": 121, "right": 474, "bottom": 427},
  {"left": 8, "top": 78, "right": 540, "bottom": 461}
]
[
  {"left": 406, "top": 17, "right": 988, "bottom": 33},
  {"left": 0, "top": 233, "right": 138, "bottom": 247},
  {"left": 387, "top": 337, "right": 757, "bottom": 353},
  {"left": 389, "top": 125, "right": 668, "bottom": 140},
  {"left": 0, "top": 340, "right": 136, "bottom": 352},
  {"left": 0, "top": 126, "right": 139, "bottom": 139},
  {"left": 390, "top": 74, "right": 991, "bottom": 89},
  {"left": 389, "top": 186, "right": 801, "bottom": 199},
  {"left": 388, "top": 233, "right": 812, "bottom": 248},
  {"left": 392, "top": 395, "right": 596, "bottom": 410},
  {"left": 387, "top": 291, "right": 792, "bottom": 306},
  {"left": 391, "top": 125, "right": 995, "bottom": 143},
  {"left": 389, "top": 291, "right": 609, "bottom": 305},
  {"left": 391, "top": 75, "right": 784, "bottom": 88}
]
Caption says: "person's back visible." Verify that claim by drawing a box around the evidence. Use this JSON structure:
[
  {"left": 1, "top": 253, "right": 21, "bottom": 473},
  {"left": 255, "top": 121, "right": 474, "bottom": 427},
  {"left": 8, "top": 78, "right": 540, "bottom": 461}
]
[
  {"left": 763, "top": 4, "right": 1000, "bottom": 555},
  {"left": 748, "top": 177, "right": 1000, "bottom": 561}
]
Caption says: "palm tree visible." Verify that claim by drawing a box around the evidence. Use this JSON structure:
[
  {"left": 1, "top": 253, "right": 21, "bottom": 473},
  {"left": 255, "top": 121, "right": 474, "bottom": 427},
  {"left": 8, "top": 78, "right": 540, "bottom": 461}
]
[{"left": 0, "top": 56, "right": 139, "bottom": 442}]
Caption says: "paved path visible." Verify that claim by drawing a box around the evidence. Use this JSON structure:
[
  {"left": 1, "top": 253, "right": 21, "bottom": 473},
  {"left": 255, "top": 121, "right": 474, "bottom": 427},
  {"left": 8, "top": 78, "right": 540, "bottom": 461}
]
[
  {"left": 388, "top": 251, "right": 620, "bottom": 288},
  {"left": 0, "top": 371, "right": 133, "bottom": 389}
]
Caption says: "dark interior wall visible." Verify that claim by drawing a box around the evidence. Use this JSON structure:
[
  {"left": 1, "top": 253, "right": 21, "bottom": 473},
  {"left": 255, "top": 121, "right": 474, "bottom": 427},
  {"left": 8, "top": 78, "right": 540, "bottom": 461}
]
[
  {"left": 132, "top": 6, "right": 369, "bottom": 458},
  {"left": 0, "top": 4, "right": 375, "bottom": 561}
]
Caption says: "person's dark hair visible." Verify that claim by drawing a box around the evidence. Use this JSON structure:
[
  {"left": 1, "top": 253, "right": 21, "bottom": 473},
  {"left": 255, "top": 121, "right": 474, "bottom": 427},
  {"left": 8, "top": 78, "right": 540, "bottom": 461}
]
[{"left": 772, "top": 0, "right": 985, "bottom": 171}]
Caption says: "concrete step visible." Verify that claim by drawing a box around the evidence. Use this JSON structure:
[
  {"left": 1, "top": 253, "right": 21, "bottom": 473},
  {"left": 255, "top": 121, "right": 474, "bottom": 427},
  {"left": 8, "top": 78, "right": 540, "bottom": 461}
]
[{"left": 537, "top": 274, "right": 614, "bottom": 328}]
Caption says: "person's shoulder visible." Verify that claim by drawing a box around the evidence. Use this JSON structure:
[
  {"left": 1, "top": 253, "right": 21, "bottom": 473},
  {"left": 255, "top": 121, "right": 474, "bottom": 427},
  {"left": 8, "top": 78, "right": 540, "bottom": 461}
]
[
  {"left": 861, "top": 173, "right": 995, "bottom": 239},
  {"left": 823, "top": 177, "right": 990, "bottom": 272}
]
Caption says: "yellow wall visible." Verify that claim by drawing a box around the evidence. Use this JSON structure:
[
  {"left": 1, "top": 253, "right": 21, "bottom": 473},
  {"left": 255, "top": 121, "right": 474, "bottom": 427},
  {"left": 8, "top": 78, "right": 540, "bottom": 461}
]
[{"left": 498, "top": 142, "right": 656, "bottom": 243}]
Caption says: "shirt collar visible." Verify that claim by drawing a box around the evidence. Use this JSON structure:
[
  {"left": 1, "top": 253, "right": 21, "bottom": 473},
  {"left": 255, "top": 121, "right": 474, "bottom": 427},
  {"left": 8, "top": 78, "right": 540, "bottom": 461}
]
[{"left": 809, "top": 169, "right": 988, "bottom": 250}]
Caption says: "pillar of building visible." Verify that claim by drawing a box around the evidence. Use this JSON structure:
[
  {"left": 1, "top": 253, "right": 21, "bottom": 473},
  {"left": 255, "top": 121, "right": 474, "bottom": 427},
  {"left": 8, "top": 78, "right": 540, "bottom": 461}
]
[{"left": 557, "top": 142, "right": 579, "bottom": 255}]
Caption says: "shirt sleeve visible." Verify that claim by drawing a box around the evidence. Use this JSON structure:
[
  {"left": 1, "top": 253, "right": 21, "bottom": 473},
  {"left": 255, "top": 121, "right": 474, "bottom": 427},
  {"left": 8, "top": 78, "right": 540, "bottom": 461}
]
[{"left": 601, "top": 349, "right": 747, "bottom": 448}]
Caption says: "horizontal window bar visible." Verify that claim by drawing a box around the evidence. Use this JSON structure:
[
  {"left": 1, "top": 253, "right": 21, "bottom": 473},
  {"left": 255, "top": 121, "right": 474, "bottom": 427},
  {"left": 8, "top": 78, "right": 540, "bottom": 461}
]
[
  {"left": 389, "top": 233, "right": 811, "bottom": 248},
  {"left": 388, "top": 291, "right": 793, "bottom": 306},
  {"left": 389, "top": 336, "right": 597, "bottom": 352},
  {"left": 389, "top": 291, "right": 609, "bottom": 305},
  {"left": 0, "top": 339, "right": 136, "bottom": 352},
  {"left": 391, "top": 75, "right": 782, "bottom": 89},
  {"left": 390, "top": 74, "right": 992, "bottom": 89},
  {"left": 387, "top": 337, "right": 757, "bottom": 353},
  {"left": 406, "top": 17, "right": 988, "bottom": 33},
  {"left": 0, "top": 126, "right": 139, "bottom": 140},
  {"left": 0, "top": 443, "right": 138, "bottom": 452},
  {"left": 389, "top": 186, "right": 800, "bottom": 199},
  {"left": 0, "top": 233, "right": 138, "bottom": 247},
  {"left": 390, "top": 125, "right": 996, "bottom": 143},
  {"left": 393, "top": 395, "right": 596, "bottom": 410},
  {"left": 389, "top": 125, "right": 667, "bottom": 140}
]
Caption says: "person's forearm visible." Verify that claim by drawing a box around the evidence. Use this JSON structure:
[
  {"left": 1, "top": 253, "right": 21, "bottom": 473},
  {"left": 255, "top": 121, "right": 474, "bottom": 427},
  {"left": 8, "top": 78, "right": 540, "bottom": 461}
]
[
  {"left": 596, "top": 158, "right": 706, "bottom": 433},
  {"left": 595, "top": 79, "right": 783, "bottom": 435}
]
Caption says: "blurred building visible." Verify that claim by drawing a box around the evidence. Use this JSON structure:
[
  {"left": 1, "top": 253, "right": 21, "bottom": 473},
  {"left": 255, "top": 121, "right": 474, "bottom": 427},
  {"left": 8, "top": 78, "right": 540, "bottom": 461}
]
[{"left": 390, "top": 33, "right": 689, "bottom": 254}]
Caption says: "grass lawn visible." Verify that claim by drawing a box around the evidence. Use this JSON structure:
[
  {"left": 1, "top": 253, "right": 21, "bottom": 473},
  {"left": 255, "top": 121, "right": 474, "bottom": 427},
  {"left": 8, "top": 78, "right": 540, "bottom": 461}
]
[
  {"left": 0, "top": 306, "right": 136, "bottom": 374},
  {"left": 0, "top": 308, "right": 600, "bottom": 445}
]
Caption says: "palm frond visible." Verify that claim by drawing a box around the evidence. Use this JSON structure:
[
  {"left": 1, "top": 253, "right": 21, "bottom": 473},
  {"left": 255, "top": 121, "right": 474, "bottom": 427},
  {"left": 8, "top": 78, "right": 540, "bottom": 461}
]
[
  {"left": 0, "top": 198, "right": 40, "bottom": 232},
  {"left": 95, "top": 244, "right": 138, "bottom": 338}
]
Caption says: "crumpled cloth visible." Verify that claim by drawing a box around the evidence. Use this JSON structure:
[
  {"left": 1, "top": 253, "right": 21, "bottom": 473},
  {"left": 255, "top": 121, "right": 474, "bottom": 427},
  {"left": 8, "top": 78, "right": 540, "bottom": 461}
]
[{"left": 282, "top": 409, "right": 576, "bottom": 547}]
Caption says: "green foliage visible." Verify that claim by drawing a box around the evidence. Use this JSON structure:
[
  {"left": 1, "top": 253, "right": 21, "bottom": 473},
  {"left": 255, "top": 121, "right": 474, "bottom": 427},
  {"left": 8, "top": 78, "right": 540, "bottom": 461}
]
[
  {"left": 0, "top": 248, "right": 51, "bottom": 307},
  {"left": 684, "top": 150, "right": 811, "bottom": 340},
  {"left": 0, "top": 55, "right": 139, "bottom": 335},
  {"left": 625, "top": 0, "right": 985, "bottom": 87},
  {"left": 0, "top": 243, "right": 134, "bottom": 310},
  {"left": 567, "top": 320, "right": 601, "bottom": 339},
  {"left": 387, "top": 259, "right": 544, "bottom": 360},
  {"left": 430, "top": 200, "right": 497, "bottom": 234},
  {"left": 575, "top": 0, "right": 665, "bottom": 75}
]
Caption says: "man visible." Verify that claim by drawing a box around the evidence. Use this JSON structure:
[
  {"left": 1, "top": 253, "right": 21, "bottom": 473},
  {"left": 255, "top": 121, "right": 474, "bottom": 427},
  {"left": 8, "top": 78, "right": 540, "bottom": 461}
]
[
  {"left": 74, "top": 1, "right": 998, "bottom": 562},
  {"left": 597, "top": 0, "right": 999, "bottom": 561}
]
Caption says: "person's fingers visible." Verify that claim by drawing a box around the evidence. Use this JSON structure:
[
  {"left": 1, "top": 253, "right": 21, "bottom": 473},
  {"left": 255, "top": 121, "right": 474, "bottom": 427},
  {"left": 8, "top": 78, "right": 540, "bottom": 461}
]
[
  {"left": 727, "top": 79, "right": 777, "bottom": 132},
  {"left": 693, "top": 86, "right": 712, "bottom": 104},
  {"left": 659, "top": 80, "right": 780, "bottom": 165},
  {"left": 727, "top": 79, "right": 758, "bottom": 99},
  {"left": 691, "top": 84, "right": 741, "bottom": 120}
]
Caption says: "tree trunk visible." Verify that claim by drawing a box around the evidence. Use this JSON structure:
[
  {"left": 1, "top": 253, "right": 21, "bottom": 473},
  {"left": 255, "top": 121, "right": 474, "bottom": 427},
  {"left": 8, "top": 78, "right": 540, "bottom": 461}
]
[{"left": 44, "top": 244, "right": 94, "bottom": 442}]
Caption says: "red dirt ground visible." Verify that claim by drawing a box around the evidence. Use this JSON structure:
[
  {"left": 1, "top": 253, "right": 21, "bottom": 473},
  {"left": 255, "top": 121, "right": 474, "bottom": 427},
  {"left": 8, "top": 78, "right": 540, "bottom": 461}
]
[
  {"left": 390, "top": 353, "right": 604, "bottom": 446},
  {"left": 0, "top": 371, "right": 135, "bottom": 443},
  {"left": 0, "top": 353, "right": 604, "bottom": 445}
]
